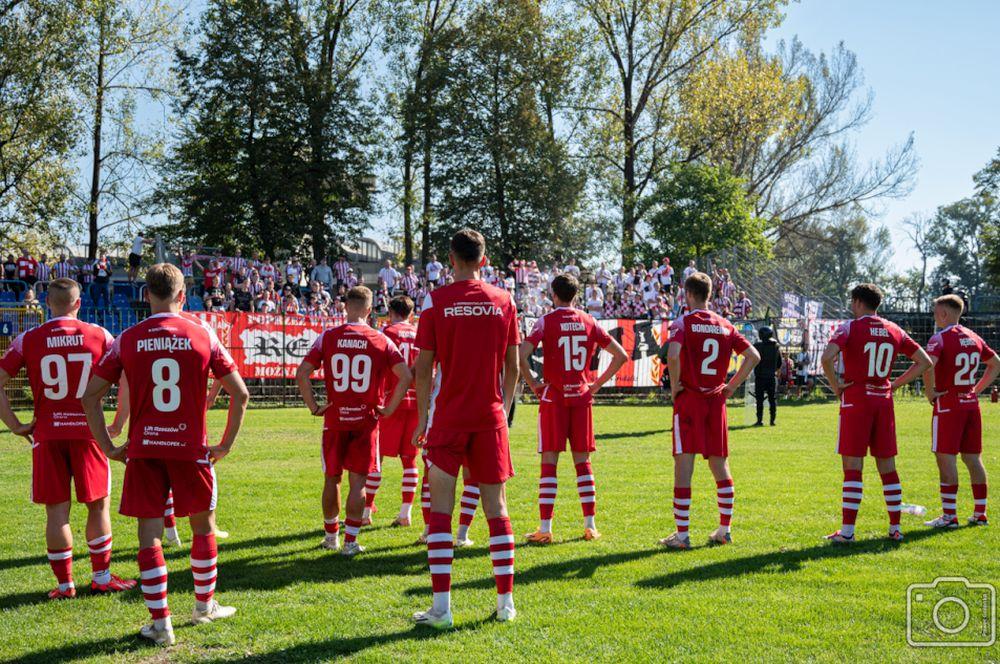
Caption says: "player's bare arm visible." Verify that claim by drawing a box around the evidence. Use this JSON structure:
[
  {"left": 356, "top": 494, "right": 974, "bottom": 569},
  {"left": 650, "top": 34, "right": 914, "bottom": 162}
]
[
  {"left": 821, "top": 343, "right": 851, "bottom": 398},
  {"left": 206, "top": 378, "right": 224, "bottom": 408},
  {"left": 0, "top": 368, "right": 35, "bottom": 441},
  {"left": 666, "top": 341, "right": 683, "bottom": 401},
  {"left": 518, "top": 341, "right": 545, "bottom": 395},
  {"left": 890, "top": 347, "right": 933, "bottom": 392},
  {"left": 107, "top": 375, "right": 129, "bottom": 438},
  {"left": 922, "top": 356, "right": 947, "bottom": 404},
  {"left": 589, "top": 337, "right": 628, "bottom": 396},
  {"left": 377, "top": 362, "right": 413, "bottom": 419},
  {"left": 973, "top": 354, "right": 1000, "bottom": 396},
  {"left": 723, "top": 345, "right": 761, "bottom": 399},
  {"left": 502, "top": 345, "right": 520, "bottom": 416},
  {"left": 411, "top": 348, "right": 436, "bottom": 447},
  {"left": 81, "top": 375, "right": 128, "bottom": 461},
  {"left": 208, "top": 370, "right": 249, "bottom": 463},
  {"left": 295, "top": 360, "right": 329, "bottom": 417}
]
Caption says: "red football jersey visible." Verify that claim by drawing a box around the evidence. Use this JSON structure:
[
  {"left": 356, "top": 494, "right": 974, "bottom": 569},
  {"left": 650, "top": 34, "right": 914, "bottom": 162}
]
[
  {"left": 829, "top": 315, "right": 920, "bottom": 399},
  {"left": 0, "top": 316, "right": 114, "bottom": 441},
  {"left": 526, "top": 307, "right": 612, "bottom": 402},
  {"left": 93, "top": 312, "right": 237, "bottom": 460},
  {"left": 382, "top": 321, "right": 418, "bottom": 410},
  {"left": 303, "top": 322, "right": 405, "bottom": 430},
  {"left": 927, "top": 324, "right": 996, "bottom": 411},
  {"left": 415, "top": 280, "right": 520, "bottom": 431},
  {"left": 668, "top": 309, "right": 750, "bottom": 396}
]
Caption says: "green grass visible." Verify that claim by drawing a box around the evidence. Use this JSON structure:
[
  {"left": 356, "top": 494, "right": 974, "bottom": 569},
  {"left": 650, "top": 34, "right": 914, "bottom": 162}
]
[{"left": 0, "top": 400, "right": 997, "bottom": 662}]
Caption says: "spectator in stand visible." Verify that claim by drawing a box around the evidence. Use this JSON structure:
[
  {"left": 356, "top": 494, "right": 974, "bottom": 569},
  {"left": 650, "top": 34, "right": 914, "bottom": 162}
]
[
  {"left": 250, "top": 250, "right": 263, "bottom": 271},
  {"left": 378, "top": 259, "right": 400, "bottom": 294},
  {"left": 228, "top": 249, "right": 248, "bottom": 280},
  {"left": 603, "top": 292, "right": 618, "bottom": 319},
  {"left": 179, "top": 249, "right": 195, "bottom": 290},
  {"left": 51, "top": 254, "right": 75, "bottom": 281},
  {"left": 586, "top": 283, "right": 604, "bottom": 317},
  {"left": 17, "top": 249, "right": 38, "bottom": 290},
  {"left": 425, "top": 254, "right": 443, "bottom": 285},
  {"left": 501, "top": 270, "right": 515, "bottom": 293},
  {"left": 259, "top": 257, "right": 277, "bottom": 282},
  {"left": 712, "top": 291, "right": 733, "bottom": 317},
  {"left": 344, "top": 267, "right": 359, "bottom": 289},
  {"left": 21, "top": 287, "right": 41, "bottom": 310},
  {"left": 285, "top": 256, "right": 304, "bottom": 288},
  {"left": 311, "top": 257, "right": 334, "bottom": 291},
  {"left": 91, "top": 253, "right": 113, "bottom": 308},
  {"left": 612, "top": 267, "right": 628, "bottom": 293},
  {"left": 412, "top": 282, "right": 428, "bottom": 311},
  {"left": 655, "top": 257, "right": 673, "bottom": 290},
  {"left": 333, "top": 254, "right": 352, "bottom": 288},
  {"left": 719, "top": 268, "right": 737, "bottom": 301},
  {"left": 941, "top": 279, "right": 953, "bottom": 295},
  {"left": 232, "top": 266, "right": 249, "bottom": 287},
  {"left": 732, "top": 291, "right": 753, "bottom": 319},
  {"left": 307, "top": 280, "right": 332, "bottom": 309},
  {"left": 526, "top": 261, "right": 542, "bottom": 291},
  {"left": 333, "top": 299, "right": 346, "bottom": 315},
  {"left": 509, "top": 259, "right": 528, "bottom": 290},
  {"left": 595, "top": 262, "right": 612, "bottom": 292},
  {"left": 563, "top": 257, "right": 581, "bottom": 277},
  {"left": 282, "top": 291, "right": 300, "bottom": 315},
  {"left": 193, "top": 256, "right": 223, "bottom": 296},
  {"left": 282, "top": 269, "right": 302, "bottom": 299},
  {"left": 399, "top": 264, "right": 420, "bottom": 297},
  {"left": 3, "top": 254, "right": 18, "bottom": 286},
  {"left": 682, "top": 259, "right": 697, "bottom": 283},
  {"left": 35, "top": 254, "right": 51, "bottom": 290},
  {"left": 221, "top": 283, "right": 236, "bottom": 311},
  {"left": 247, "top": 270, "right": 264, "bottom": 298},
  {"left": 256, "top": 290, "right": 276, "bottom": 313},
  {"left": 792, "top": 345, "right": 813, "bottom": 399},
  {"left": 233, "top": 281, "right": 253, "bottom": 312},
  {"left": 641, "top": 273, "right": 659, "bottom": 311},
  {"left": 127, "top": 231, "right": 153, "bottom": 282}
]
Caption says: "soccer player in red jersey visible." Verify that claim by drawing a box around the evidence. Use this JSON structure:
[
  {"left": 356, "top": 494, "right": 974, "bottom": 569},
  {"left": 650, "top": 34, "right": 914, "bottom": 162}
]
[
  {"left": 821, "top": 283, "right": 933, "bottom": 543},
  {"left": 519, "top": 274, "right": 627, "bottom": 543},
  {"left": 0, "top": 279, "right": 135, "bottom": 599},
  {"left": 659, "top": 273, "right": 759, "bottom": 549},
  {"left": 296, "top": 286, "right": 412, "bottom": 556},
  {"left": 922, "top": 294, "right": 998, "bottom": 528},
  {"left": 82, "top": 264, "right": 249, "bottom": 646},
  {"left": 411, "top": 229, "right": 520, "bottom": 628},
  {"left": 363, "top": 295, "right": 421, "bottom": 528}
]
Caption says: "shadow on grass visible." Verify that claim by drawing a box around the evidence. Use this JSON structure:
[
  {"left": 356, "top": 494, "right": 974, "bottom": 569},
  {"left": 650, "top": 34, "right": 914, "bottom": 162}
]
[
  {"left": 595, "top": 428, "right": 666, "bottom": 441},
  {"left": 635, "top": 526, "right": 952, "bottom": 590}
]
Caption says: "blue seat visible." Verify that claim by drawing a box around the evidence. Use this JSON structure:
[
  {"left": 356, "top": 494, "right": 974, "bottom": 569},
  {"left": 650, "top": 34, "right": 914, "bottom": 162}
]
[
  {"left": 113, "top": 282, "right": 135, "bottom": 298},
  {"left": 0, "top": 292, "right": 14, "bottom": 303},
  {"left": 37, "top": 291, "right": 47, "bottom": 304},
  {"left": 187, "top": 296, "right": 205, "bottom": 312}
]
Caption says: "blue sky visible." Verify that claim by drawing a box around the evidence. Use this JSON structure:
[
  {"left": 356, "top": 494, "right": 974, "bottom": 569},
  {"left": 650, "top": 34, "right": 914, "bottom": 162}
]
[{"left": 769, "top": 0, "right": 1000, "bottom": 269}]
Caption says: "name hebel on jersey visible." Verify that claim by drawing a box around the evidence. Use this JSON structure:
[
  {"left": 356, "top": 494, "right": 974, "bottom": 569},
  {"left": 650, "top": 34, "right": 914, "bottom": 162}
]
[{"left": 443, "top": 302, "right": 504, "bottom": 317}]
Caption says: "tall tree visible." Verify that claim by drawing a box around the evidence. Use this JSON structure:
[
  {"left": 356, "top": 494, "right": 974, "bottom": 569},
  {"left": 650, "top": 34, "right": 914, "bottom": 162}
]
[
  {"left": 901, "top": 213, "right": 935, "bottom": 306},
  {"left": 929, "top": 197, "right": 993, "bottom": 300}
]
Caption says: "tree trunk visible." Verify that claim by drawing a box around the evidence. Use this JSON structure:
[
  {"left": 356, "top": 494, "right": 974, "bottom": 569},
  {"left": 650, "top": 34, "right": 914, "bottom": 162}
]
[
  {"left": 621, "top": 104, "right": 636, "bottom": 265},
  {"left": 87, "top": 9, "right": 106, "bottom": 261},
  {"left": 402, "top": 143, "right": 415, "bottom": 265},
  {"left": 420, "top": 131, "right": 432, "bottom": 265}
]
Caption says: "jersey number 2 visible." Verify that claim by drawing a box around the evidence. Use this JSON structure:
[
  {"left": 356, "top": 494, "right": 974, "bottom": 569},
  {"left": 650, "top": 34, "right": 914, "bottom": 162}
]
[{"left": 955, "top": 352, "right": 981, "bottom": 386}]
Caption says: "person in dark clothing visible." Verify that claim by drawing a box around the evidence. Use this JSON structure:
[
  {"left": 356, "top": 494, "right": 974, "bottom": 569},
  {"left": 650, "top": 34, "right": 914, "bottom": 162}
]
[{"left": 753, "top": 326, "right": 782, "bottom": 426}]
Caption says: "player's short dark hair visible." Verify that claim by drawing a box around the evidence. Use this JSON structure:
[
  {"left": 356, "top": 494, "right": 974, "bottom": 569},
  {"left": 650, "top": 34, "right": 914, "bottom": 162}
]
[
  {"left": 850, "top": 283, "right": 883, "bottom": 311},
  {"left": 389, "top": 294, "right": 414, "bottom": 318},
  {"left": 550, "top": 274, "right": 579, "bottom": 303},
  {"left": 450, "top": 228, "right": 485, "bottom": 264},
  {"left": 934, "top": 293, "right": 964, "bottom": 315},
  {"left": 684, "top": 272, "right": 712, "bottom": 302},
  {"left": 46, "top": 278, "right": 80, "bottom": 309},
  {"left": 146, "top": 263, "right": 185, "bottom": 300},
  {"left": 346, "top": 286, "right": 372, "bottom": 308}
]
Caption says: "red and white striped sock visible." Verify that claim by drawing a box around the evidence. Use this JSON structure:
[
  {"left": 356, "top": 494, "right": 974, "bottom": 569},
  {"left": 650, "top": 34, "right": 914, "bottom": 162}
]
[
  {"left": 344, "top": 518, "right": 362, "bottom": 544},
  {"left": 138, "top": 545, "right": 170, "bottom": 629},
  {"left": 88, "top": 532, "right": 113, "bottom": 585},
  {"left": 841, "top": 469, "right": 863, "bottom": 538},
  {"left": 457, "top": 483, "right": 479, "bottom": 541},
  {"left": 575, "top": 461, "right": 596, "bottom": 530},
  {"left": 538, "top": 463, "right": 557, "bottom": 532},
  {"left": 190, "top": 534, "right": 217, "bottom": 611},
  {"left": 47, "top": 546, "right": 74, "bottom": 592},
  {"left": 163, "top": 491, "right": 176, "bottom": 529},
  {"left": 420, "top": 471, "right": 431, "bottom": 526},
  {"left": 363, "top": 472, "right": 381, "bottom": 519},
  {"left": 716, "top": 478, "right": 734, "bottom": 533},
  {"left": 881, "top": 470, "right": 902, "bottom": 532},
  {"left": 323, "top": 516, "right": 340, "bottom": 539},
  {"left": 972, "top": 483, "right": 988, "bottom": 520},
  {"left": 673, "top": 487, "right": 691, "bottom": 536},
  {"left": 940, "top": 483, "right": 958, "bottom": 521},
  {"left": 427, "top": 512, "right": 453, "bottom": 614},
  {"left": 400, "top": 458, "right": 419, "bottom": 520},
  {"left": 488, "top": 516, "right": 514, "bottom": 609}
]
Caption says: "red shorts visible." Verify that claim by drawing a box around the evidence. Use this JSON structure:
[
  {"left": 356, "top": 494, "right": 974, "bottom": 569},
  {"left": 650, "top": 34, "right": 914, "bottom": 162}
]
[
  {"left": 31, "top": 438, "right": 110, "bottom": 505},
  {"left": 932, "top": 407, "right": 982, "bottom": 455},
  {"left": 378, "top": 409, "right": 419, "bottom": 458},
  {"left": 538, "top": 399, "right": 595, "bottom": 454},
  {"left": 120, "top": 456, "right": 217, "bottom": 518},
  {"left": 672, "top": 391, "right": 728, "bottom": 458},
  {"left": 425, "top": 425, "right": 513, "bottom": 484},
  {"left": 322, "top": 423, "right": 380, "bottom": 476},
  {"left": 837, "top": 395, "right": 897, "bottom": 458}
]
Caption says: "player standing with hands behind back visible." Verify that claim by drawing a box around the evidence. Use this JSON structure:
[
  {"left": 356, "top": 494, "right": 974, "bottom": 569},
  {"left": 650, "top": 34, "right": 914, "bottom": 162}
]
[
  {"left": 659, "top": 272, "right": 760, "bottom": 549},
  {"left": 411, "top": 229, "right": 521, "bottom": 629},
  {"left": 82, "top": 263, "right": 250, "bottom": 646},
  {"left": 821, "top": 283, "right": 933, "bottom": 543}
]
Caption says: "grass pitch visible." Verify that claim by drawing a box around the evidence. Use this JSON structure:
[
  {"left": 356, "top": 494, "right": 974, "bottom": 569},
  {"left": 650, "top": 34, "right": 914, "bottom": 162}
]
[{"left": 0, "top": 399, "right": 997, "bottom": 662}]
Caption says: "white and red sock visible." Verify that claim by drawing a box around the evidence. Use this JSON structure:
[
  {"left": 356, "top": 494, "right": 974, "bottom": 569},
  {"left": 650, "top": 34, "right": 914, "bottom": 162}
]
[
  {"left": 972, "top": 483, "right": 988, "bottom": 520},
  {"left": 575, "top": 461, "right": 596, "bottom": 530},
  {"left": 881, "top": 470, "right": 902, "bottom": 532},
  {"left": 400, "top": 459, "right": 419, "bottom": 520},
  {"left": 940, "top": 482, "right": 958, "bottom": 521},
  {"left": 363, "top": 471, "right": 382, "bottom": 520},
  {"left": 138, "top": 545, "right": 170, "bottom": 629},
  {"left": 420, "top": 472, "right": 431, "bottom": 526},
  {"left": 457, "top": 483, "right": 479, "bottom": 541},
  {"left": 841, "top": 469, "right": 863, "bottom": 538},
  {"left": 47, "top": 546, "right": 74, "bottom": 592},
  {"left": 673, "top": 487, "right": 691, "bottom": 536},
  {"left": 88, "top": 532, "right": 113, "bottom": 585},
  {"left": 427, "top": 512, "right": 453, "bottom": 614},
  {"left": 164, "top": 492, "right": 178, "bottom": 541},
  {"left": 190, "top": 534, "right": 217, "bottom": 612},
  {"left": 716, "top": 478, "right": 734, "bottom": 533},
  {"left": 538, "top": 463, "right": 557, "bottom": 532},
  {"left": 344, "top": 518, "right": 362, "bottom": 545},
  {"left": 488, "top": 516, "right": 514, "bottom": 610},
  {"left": 324, "top": 516, "right": 340, "bottom": 539}
]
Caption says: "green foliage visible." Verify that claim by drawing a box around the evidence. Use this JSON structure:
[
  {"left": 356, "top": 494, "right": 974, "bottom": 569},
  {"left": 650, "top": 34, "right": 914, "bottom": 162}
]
[
  {"left": 929, "top": 197, "right": 994, "bottom": 298},
  {"left": 640, "top": 162, "right": 767, "bottom": 263}
]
